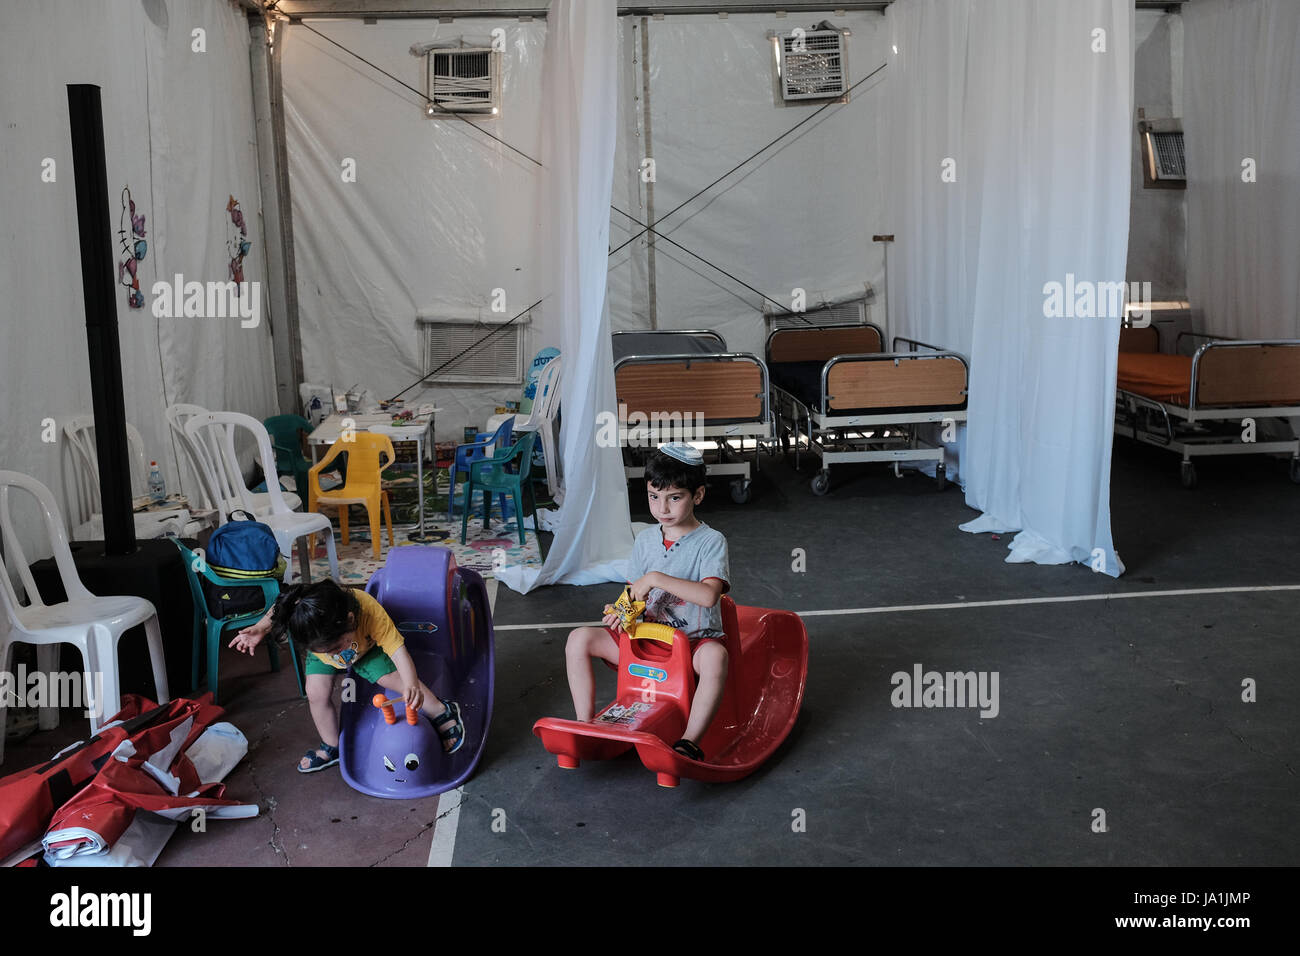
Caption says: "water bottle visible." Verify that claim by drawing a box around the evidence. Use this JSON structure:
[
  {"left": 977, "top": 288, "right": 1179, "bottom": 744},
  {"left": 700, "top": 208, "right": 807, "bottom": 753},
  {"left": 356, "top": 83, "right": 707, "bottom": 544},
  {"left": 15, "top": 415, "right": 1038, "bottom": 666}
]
[{"left": 148, "top": 461, "right": 166, "bottom": 503}]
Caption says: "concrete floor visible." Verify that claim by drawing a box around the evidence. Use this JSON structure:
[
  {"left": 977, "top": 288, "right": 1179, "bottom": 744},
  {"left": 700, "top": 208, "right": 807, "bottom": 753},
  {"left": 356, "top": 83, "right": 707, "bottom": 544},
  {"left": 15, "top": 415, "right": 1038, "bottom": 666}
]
[{"left": 5, "top": 438, "right": 1298, "bottom": 866}]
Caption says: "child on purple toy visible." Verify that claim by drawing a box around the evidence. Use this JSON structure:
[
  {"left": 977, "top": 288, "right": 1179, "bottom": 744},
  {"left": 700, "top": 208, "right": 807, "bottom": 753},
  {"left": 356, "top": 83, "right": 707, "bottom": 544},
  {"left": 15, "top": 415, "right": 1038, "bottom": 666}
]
[{"left": 231, "top": 580, "right": 466, "bottom": 773}]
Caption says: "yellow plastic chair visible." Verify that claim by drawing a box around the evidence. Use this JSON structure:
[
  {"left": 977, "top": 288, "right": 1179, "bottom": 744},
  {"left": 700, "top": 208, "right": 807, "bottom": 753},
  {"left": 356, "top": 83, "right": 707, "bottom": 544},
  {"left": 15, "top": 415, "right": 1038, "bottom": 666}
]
[{"left": 308, "top": 432, "right": 395, "bottom": 559}]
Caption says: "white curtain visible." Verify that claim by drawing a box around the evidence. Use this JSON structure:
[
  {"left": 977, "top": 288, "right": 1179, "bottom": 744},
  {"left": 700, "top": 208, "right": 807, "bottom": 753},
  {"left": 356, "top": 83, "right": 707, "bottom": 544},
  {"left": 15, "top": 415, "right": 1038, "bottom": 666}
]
[
  {"left": 1185, "top": 0, "right": 1300, "bottom": 341},
  {"left": 887, "top": 0, "right": 1133, "bottom": 576},
  {"left": 497, "top": 0, "right": 633, "bottom": 593}
]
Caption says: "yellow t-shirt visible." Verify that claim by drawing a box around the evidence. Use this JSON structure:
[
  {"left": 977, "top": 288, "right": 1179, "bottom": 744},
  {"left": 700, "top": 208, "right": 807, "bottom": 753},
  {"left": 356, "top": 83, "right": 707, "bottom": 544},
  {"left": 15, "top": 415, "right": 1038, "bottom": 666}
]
[{"left": 309, "top": 590, "right": 405, "bottom": 670}]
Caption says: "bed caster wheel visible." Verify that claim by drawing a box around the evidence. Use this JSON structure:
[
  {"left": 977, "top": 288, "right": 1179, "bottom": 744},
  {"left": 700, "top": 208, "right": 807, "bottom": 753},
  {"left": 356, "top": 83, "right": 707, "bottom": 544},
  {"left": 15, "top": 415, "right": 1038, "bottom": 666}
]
[
  {"left": 729, "top": 479, "right": 751, "bottom": 504},
  {"left": 810, "top": 472, "right": 830, "bottom": 496},
  {"left": 935, "top": 463, "right": 947, "bottom": 490},
  {"left": 1180, "top": 461, "right": 1198, "bottom": 489},
  {"left": 1290, "top": 458, "right": 1300, "bottom": 484}
]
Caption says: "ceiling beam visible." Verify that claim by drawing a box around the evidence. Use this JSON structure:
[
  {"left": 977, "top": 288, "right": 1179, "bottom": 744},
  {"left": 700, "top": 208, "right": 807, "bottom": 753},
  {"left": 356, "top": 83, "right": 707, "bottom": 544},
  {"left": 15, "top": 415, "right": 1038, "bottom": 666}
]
[{"left": 268, "top": 0, "right": 1185, "bottom": 20}]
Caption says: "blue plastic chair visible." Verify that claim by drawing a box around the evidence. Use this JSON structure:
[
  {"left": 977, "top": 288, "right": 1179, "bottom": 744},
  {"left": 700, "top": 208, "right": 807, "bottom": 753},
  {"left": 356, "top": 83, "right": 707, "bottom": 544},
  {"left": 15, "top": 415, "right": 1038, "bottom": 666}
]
[
  {"left": 448, "top": 418, "right": 514, "bottom": 520},
  {"left": 461, "top": 432, "right": 538, "bottom": 546},
  {"left": 169, "top": 537, "right": 304, "bottom": 703}
]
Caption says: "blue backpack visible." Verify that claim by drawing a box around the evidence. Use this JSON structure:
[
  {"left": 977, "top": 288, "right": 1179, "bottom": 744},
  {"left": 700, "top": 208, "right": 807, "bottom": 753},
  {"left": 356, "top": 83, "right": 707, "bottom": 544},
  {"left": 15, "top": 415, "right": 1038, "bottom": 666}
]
[{"left": 202, "top": 512, "right": 285, "bottom": 617}]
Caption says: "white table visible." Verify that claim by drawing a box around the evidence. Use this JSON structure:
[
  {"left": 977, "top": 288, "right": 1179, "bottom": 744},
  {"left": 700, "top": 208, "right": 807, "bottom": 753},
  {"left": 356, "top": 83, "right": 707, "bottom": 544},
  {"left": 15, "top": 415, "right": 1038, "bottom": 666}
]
[{"left": 307, "top": 409, "right": 440, "bottom": 539}]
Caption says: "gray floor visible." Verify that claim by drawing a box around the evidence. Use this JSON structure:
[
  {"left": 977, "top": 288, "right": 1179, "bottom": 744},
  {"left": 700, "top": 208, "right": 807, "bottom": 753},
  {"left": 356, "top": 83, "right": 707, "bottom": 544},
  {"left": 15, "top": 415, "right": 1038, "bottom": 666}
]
[
  {"left": 451, "top": 441, "right": 1300, "bottom": 865},
  {"left": 5, "top": 440, "right": 1296, "bottom": 866}
]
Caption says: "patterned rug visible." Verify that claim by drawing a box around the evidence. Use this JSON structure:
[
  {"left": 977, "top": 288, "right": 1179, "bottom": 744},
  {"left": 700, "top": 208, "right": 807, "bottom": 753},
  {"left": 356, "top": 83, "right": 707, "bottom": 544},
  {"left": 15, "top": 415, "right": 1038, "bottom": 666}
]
[{"left": 302, "top": 515, "right": 542, "bottom": 585}]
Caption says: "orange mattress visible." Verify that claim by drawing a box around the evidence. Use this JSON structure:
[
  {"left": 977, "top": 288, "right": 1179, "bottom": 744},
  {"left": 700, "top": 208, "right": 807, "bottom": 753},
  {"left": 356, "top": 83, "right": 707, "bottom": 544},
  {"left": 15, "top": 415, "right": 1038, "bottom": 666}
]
[{"left": 1117, "top": 352, "right": 1193, "bottom": 405}]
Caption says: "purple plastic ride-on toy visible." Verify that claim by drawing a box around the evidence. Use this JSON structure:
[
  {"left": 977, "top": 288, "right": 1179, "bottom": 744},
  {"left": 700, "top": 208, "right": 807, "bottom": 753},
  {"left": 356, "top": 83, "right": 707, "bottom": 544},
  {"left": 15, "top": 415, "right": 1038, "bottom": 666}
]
[{"left": 339, "top": 546, "right": 494, "bottom": 799}]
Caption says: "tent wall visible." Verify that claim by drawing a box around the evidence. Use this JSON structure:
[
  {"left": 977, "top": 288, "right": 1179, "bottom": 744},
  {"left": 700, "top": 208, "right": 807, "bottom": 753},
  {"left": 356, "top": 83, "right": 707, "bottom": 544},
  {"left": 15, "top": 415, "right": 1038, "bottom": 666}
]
[
  {"left": 608, "top": 12, "right": 890, "bottom": 356},
  {"left": 1184, "top": 0, "right": 1300, "bottom": 341},
  {"left": 0, "top": 0, "right": 277, "bottom": 561},
  {"left": 280, "top": 10, "right": 889, "bottom": 443}
]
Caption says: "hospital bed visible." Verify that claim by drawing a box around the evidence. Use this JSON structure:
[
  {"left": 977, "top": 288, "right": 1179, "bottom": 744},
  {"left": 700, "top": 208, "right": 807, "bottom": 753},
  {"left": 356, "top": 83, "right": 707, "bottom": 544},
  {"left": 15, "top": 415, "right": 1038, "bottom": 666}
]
[
  {"left": 1114, "top": 326, "right": 1300, "bottom": 488},
  {"left": 612, "top": 329, "right": 772, "bottom": 504},
  {"left": 766, "top": 323, "right": 969, "bottom": 495}
]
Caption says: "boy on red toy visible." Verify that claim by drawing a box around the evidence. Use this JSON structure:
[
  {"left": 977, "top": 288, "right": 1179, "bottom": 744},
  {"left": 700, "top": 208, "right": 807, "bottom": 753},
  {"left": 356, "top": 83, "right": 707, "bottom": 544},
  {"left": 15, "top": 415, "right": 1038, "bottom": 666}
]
[{"left": 565, "top": 443, "right": 730, "bottom": 761}]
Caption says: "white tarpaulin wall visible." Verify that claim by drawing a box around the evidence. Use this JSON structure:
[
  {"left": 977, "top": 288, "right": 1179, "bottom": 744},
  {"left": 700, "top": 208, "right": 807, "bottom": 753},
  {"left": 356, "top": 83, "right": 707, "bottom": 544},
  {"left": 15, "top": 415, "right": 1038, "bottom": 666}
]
[
  {"left": 886, "top": 0, "right": 1132, "bottom": 576},
  {"left": 1184, "top": 0, "right": 1300, "bottom": 342},
  {"left": 280, "top": 18, "right": 551, "bottom": 437},
  {"left": 497, "top": 0, "right": 633, "bottom": 593},
  {"left": 281, "top": 10, "right": 889, "bottom": 436},
  {"left": 607, "top": 12, "right": 890, "bottom": 355},
  {"left": 0, "top": 0, "right": 277, "bottom": 561}
]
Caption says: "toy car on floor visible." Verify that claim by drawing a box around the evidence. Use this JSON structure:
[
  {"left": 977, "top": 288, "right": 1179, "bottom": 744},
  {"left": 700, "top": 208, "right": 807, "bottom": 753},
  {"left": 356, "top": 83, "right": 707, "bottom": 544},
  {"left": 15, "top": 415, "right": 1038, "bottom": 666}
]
[
  {"left": 533, "top": 594, "right": 807, "bottom": 787},
  {"left": 339, "top": 546, "right": 494, "bottom": 799}
]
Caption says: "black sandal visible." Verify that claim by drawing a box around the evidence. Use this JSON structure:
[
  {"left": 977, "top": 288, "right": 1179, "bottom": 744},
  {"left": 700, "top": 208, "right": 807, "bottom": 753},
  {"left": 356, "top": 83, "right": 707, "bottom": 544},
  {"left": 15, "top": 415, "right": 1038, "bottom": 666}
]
[
  {"left": 672, "top": 738, "right": 704, "bottom": 761},
  {"left": 431, "top": 699, "right": 466, "bottom": 754},
  {"left": 298, "top": 741, "right": 339, "bottom": 773}
]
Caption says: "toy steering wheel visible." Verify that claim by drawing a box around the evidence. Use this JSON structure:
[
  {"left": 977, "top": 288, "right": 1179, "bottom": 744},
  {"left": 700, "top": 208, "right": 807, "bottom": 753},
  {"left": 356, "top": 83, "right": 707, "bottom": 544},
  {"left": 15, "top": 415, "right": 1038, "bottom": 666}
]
[{"left": 605, "top": 587, "right": 677, "bottom": 645}]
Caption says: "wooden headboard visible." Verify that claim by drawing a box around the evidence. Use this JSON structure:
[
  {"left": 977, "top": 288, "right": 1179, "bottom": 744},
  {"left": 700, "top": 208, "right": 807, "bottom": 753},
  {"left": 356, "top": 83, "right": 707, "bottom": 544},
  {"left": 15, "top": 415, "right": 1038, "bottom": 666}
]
[
  {"left": 1195, "top": 343, "right": 1300, "bottom": 407},
  {"left": 1119, "top": 326, "right": 1160, "bottom": 353},
  {"left": 767, "top": 325, "right": 883, "bottom": 364},
  {"left": 826, "top": 355, "right": 968, "bottom": 411},
  {"left": 615, "top": 358, "right": 765, "bottom": 422}
]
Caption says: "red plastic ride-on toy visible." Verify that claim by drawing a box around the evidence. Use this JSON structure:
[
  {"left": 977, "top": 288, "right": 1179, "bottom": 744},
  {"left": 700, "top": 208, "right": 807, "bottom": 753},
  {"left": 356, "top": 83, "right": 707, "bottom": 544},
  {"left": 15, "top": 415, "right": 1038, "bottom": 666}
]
[{"left": 533, "top": 592, "right": 808, "bottom": 788}]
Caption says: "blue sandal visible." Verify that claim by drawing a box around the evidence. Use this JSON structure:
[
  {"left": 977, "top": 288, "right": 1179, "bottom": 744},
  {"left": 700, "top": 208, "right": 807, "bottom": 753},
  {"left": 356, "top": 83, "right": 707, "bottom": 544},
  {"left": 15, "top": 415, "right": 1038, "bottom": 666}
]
[
  {"left": 298, "top": 741, "right": 339, "bottom": 773},
  {"left": 431, "top": 699, "right": 465, "bottom": 755}
]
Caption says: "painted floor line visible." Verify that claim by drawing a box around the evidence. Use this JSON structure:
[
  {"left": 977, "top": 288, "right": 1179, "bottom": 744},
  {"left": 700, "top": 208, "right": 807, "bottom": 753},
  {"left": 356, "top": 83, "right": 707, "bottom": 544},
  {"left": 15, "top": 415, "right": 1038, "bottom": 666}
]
[
  {"left": 491, "top": 583, "right": 1300, "bottom": 631},
  {"left": 426, "top": 787, "right": 462, "bottom": 867},
  {"left": 427, "top": 578, "right": 499, "bottom": 867}
]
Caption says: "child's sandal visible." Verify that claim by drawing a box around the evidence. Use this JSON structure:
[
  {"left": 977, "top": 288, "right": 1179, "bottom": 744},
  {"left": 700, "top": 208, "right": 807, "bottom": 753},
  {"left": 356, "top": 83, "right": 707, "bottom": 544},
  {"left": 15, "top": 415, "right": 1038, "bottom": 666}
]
[
  {"left": 297, "top": 741, "right": 339, "bottom": 773},
  {"left": 672, "top": 738, "right": 704, "bottom": 761},
  {"left": 430, "top": 699, "right": 466, "bottom": 755}
]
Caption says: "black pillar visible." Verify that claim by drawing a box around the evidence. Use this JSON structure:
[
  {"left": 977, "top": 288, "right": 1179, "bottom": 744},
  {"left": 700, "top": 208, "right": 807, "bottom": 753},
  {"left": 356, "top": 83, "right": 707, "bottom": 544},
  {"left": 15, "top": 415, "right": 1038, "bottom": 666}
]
[{"left": 67, "top": 84, "right": 135, "bottom": 556}]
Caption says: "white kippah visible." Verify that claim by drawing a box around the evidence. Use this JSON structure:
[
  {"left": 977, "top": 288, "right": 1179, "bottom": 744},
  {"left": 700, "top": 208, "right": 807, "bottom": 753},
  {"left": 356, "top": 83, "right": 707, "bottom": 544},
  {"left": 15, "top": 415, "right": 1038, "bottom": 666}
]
[{"left": 658, "top": 442, "right": 703, "bottom": 465}]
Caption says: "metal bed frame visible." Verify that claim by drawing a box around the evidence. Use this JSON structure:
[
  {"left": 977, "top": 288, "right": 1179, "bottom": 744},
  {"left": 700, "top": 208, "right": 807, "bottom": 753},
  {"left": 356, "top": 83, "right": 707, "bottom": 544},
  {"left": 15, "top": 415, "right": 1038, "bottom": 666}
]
[
  {"left": 613, "top": 330, "right": 773, "bottom": 504},
  {"left": 1114, "top": 331, "right": 1300, "bottom": 488},
  {"left": 770, "top": 332, "right": 969, "bottom": 495}
]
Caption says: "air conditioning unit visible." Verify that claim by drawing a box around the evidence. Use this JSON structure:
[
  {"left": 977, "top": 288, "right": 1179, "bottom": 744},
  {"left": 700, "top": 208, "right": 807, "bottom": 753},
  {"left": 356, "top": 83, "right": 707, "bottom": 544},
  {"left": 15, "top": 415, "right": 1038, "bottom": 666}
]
[
  {"left": 774, "top": 24, "right": 849, "bottom": 102},
  {"left": 422, "top": 44, "right": 501, "bottom": 114},
  {"left": 1139, "top": 118, "right": 1185, "bottom": 189},
  {"left": 418, "top": 312, "right": 526, "bottom": 385}
]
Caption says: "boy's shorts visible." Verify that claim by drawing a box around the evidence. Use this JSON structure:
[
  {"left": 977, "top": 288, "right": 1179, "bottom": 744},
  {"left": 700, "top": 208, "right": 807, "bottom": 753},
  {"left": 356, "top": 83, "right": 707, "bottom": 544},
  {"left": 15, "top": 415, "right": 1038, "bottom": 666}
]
[
  {"left": 600, "top": 626, "right": 724, "bottom": 661},
  {"left": 304, "top": 646, "right": 398, "bottom": 683}
]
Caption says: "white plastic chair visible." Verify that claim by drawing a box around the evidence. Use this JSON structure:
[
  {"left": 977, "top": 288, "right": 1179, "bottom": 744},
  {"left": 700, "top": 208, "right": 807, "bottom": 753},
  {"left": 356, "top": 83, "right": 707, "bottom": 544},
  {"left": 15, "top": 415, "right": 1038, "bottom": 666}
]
[
  {"left": 184, "top": 412, "right": 338, "bottom": 585},
  {"left": 171, "top": 403, "right": 301, "bottom": 517},
  {"left": 513, "top": 356, "right": 563, "bottom": 498},
  {"left": 0, "top": 471, "right": 170, "bottom": 765},
  {"left": 63, "top": 414, "right": 196, "bottom": 540}
]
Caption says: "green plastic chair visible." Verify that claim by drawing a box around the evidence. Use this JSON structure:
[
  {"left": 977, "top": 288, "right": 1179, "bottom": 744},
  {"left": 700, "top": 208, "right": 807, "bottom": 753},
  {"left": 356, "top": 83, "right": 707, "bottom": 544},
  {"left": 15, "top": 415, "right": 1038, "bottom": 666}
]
[
  {"left": 263, "top": 414, "right": 314, "bottom": 496},
  {"left": 461, "top": 432, "right": 538, "bottom": 546},
  {"left": 169, "top": 537, "right": 304, "bottom": 703}
]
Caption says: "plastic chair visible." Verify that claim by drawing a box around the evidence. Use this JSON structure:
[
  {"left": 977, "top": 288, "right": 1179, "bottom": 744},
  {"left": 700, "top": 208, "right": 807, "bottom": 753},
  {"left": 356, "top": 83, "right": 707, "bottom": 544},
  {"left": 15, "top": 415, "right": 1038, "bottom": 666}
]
[
  {"left": 184, "top": 411, "right": 338, "bottom": 585},
  {"left": 168, "top": 538, "right": 302, "bottom": 703},
  {"left": 0, "top": 471, "right": 170, "bottom": 765},
  {"left": 61, "top": 414, "right": 193, "bottom": 541},
  {"left": 308, "top": 432, "right": 395, "bottom": 560},
  {"left": 513, "top": 356, "right": 563, "bottom": 498},
  {"left": 264, "top": 414, "right": 313, "bottom": 496},
  {"left": 460, "top": 432, "right": 538, "bottom": 546},
  {"left": 448, "top": 418, "right": 514, "bottom": 521},
  {"left": 167, "top": 403, "right": 299, "bottom": 517}
]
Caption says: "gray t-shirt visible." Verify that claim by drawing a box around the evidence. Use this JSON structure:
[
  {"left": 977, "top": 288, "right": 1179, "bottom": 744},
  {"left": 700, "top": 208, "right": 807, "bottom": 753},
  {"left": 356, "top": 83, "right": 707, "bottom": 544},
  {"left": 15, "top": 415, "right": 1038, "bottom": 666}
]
[{"left": 626, "top": 522, "right": 730, "bottom": 639}]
